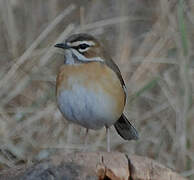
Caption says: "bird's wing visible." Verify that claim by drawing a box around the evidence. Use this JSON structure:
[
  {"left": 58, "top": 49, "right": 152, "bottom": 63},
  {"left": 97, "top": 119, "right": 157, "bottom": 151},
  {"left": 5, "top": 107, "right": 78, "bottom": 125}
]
[{"left": 102, "top": 50, "right": 127, "bottom": 104}]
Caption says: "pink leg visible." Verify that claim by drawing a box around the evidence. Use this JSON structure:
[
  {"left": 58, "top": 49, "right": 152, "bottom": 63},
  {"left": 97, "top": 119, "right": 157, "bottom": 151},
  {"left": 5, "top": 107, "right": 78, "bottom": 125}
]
[
  {"left": 83, "top": 128, "right": 89, "bottom": 151},
  {"left": 106, "top": 127, "right": 110, "bottom": 152}
]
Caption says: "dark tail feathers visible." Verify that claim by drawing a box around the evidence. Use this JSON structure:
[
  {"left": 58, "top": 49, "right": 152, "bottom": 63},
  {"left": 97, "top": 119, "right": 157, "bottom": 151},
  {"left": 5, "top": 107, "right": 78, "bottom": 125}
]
[{"left": 114, "top": 114, "right": 139, "bottom": 140}]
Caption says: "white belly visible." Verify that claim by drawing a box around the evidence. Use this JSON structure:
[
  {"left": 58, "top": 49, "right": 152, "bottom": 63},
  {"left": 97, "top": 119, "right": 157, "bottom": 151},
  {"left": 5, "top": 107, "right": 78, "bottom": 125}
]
[{"left": 57, "top": 84, "right": 118, "bottom": 129}]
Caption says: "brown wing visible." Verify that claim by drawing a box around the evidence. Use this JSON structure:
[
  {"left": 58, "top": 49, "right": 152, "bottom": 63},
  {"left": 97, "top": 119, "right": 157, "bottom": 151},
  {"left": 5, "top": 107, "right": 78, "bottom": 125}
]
[
  {"left": 101, "top": 49, "right": 127, "bottom": 105},
  {"left": 101, "top": 52, "right": 139, "bottom": 141}
]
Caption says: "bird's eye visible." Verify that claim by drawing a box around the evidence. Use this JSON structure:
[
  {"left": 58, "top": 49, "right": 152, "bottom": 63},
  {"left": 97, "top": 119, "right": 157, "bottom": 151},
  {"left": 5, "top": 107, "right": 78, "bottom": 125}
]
[{"left": 78, "top": 43, "right": 89, "bottom": 50}]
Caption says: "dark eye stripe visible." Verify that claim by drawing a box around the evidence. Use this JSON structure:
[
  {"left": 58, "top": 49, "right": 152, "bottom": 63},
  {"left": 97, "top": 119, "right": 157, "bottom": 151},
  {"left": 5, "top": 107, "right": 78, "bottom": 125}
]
[
  {"left": 71, "top": 44, "right": 90, "bottom": 54},
  {"left": 71, "top": 44, "right": 90, "bottom": 50},
  {"left": 79, "top": 43, "right": 90, "bottom": 49}
]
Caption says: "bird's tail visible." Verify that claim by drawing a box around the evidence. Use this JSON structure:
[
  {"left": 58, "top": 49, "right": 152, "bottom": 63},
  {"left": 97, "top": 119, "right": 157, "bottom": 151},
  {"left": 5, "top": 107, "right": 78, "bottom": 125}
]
[{"left": 114, "top": 114, "right": 139, "bottom": 140}]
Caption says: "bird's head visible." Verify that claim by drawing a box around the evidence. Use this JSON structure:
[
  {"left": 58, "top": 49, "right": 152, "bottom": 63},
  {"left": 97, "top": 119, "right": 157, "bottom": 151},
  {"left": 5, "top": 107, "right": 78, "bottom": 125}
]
[{"left": 55, "top": 33, "right": 104, "bottom": 64}]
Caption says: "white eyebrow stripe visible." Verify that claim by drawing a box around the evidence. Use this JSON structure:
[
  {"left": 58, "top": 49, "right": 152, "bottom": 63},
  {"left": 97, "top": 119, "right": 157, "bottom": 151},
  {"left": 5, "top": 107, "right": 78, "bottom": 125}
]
[
  {"left": 68, "top": 41, "right": 95, "bottom": 47},
  {"left": 78, "top": 47, "right": 90, "bottom": 52},
  {"left": 71, "top": 49, "right": 104, "bottom": 62}
]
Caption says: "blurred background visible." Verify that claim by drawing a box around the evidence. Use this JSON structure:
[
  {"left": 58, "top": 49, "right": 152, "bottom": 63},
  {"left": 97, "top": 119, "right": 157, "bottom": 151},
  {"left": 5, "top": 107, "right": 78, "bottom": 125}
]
[{"left": 0, "top": 0, "right": 193, "bottom": 178}]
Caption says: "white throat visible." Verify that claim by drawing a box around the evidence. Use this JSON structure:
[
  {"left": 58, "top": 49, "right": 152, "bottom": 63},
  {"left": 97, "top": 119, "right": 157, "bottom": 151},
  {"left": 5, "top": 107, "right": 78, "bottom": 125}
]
[{"left": 64, "top": 49, "right": 76, "bottom": 65}]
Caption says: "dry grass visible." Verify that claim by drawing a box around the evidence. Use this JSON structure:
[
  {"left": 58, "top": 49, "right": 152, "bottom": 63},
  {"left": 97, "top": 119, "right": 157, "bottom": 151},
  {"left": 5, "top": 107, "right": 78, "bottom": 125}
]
[{"left": 0, "top": 0, "right": 193, "bottom": 178}]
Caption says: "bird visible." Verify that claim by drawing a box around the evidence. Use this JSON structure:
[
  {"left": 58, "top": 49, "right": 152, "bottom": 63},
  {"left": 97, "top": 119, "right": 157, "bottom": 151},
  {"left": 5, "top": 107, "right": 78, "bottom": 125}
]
[{"left": 55, "top": 33, "right": 138, "bottom": 152}]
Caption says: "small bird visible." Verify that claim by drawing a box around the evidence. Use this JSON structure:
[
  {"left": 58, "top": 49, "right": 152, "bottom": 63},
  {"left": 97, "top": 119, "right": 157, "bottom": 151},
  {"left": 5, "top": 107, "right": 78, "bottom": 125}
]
[{"left": 55, "top": 33, "right": 138, "bottom": 152}]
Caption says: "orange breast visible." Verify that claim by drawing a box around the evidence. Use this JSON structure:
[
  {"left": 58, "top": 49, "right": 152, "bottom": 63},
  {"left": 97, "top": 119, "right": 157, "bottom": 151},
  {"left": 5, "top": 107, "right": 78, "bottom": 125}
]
[{"left": 56, "top": 62, "right": 125, "bottom": 122}]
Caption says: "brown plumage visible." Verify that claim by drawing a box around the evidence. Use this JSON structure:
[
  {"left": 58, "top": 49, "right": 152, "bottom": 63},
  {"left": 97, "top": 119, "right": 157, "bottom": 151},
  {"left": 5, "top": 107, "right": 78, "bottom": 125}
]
[
  {"left": 55, "top": 33, "right": 139, "bottom": 151},
  {"left": 56, "top": 62, "right": 125, "bottom": 122}
]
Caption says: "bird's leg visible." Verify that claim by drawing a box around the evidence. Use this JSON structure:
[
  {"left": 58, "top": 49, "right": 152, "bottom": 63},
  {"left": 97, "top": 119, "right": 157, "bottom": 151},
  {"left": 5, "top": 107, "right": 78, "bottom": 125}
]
[
  {"left": 83, "top": 128, "right": 89, "bottom": 151},
  {"left": 106, "top": 126, "right": 110, "bottom": 152},
  {"left": 66, "top": 123, "right": 73, "bottom": 152}
]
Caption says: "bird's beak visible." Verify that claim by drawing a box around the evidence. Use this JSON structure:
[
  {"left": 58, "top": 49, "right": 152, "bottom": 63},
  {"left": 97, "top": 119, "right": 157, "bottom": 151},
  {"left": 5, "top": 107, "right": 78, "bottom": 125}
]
[{"left": 54, "top": 43, "right": 70, "bottom": 49}]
